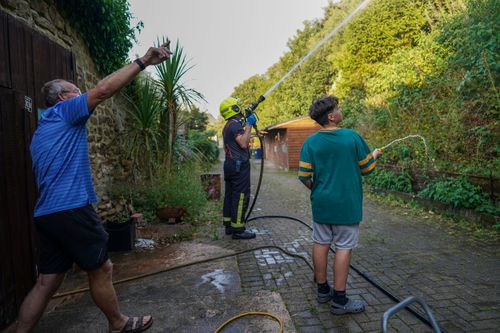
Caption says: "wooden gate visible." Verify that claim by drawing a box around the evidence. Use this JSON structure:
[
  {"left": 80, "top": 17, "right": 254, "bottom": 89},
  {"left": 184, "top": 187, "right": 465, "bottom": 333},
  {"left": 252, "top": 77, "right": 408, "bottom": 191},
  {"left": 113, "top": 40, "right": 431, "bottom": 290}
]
[{"left": 0, "top": 10, "right": 75, "bottom": 330}]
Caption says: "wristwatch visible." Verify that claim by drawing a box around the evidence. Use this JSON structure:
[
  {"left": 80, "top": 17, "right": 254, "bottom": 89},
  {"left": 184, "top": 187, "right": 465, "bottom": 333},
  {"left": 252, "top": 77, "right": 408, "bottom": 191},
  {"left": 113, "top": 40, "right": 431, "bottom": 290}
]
[{"left": 134, "top": 58, "right": 146, "bottom": 71}]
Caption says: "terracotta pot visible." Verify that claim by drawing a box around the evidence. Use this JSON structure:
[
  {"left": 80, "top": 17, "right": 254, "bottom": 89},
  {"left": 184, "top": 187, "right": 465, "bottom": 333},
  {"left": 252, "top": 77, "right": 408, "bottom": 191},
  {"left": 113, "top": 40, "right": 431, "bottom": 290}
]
[{"left": 156, "top": 206, "right": 187, "bottom": 223}]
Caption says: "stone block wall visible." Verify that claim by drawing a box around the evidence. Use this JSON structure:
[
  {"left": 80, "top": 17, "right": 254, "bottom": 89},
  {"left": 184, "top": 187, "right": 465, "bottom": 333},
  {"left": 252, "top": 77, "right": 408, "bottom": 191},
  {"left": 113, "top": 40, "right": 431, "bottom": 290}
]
[{"left": 1, "top": 0, "right": 135, "bottom": 219}]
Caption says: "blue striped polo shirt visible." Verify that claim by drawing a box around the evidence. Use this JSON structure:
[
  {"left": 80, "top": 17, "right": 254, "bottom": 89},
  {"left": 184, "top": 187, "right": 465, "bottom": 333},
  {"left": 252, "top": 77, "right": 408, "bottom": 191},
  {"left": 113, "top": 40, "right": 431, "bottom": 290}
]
[{"left": 30, "top": 93, "right": 97, "bottom": 217}]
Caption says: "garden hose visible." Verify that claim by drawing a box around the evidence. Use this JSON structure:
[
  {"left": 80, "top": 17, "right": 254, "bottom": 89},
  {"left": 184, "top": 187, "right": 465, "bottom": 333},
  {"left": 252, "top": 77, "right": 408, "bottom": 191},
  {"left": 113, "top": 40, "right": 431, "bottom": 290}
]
[
  {"left": 52, "top": 245, "right": 308, "bottom": 332},
  {"left": 245, "top": 134, "right": 265, "bottom": 222},
  {"left": 214, "top": 311, "right": 283, "bottom": 333},
  {"left": 51, "top": 245, "right": 313, "bottom": 299},
  {"left": 248, "top": 216, "right": 447, "bottom": 333}
]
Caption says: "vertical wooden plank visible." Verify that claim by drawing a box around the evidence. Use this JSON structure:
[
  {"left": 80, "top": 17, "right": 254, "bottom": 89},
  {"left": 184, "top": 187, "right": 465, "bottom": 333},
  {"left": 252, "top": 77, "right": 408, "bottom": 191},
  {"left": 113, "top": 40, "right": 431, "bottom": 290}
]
[
  {"left": 0, "top": 11, "right": 11, "bottom": 88},
  {"left": 6, "top": 91, "right": 36, "bottom": 304},
  {"left": 1, "top": 92, "right": 32, "bottom": 319},
  {"left": 50, "top": 39, "right": 58, "bottom": 78},
  {"left": 23, "top": 25, "right": 37, "bottom": 225},
  {"left": 54, "top": 40, "right": 65, "bottom": 79},
  {"left": 0, "top": 89, "right": 17, "bottom": 331},
  {"left": 7, "top": 16, "right": 28, "bottom": 92},
  {"left": 32, "top": 32, "right": 50, "bottom": 108},
  {"left": 22, "top": 24, "right": 35, "bottom": 98},
  {"left": 71, "top": 52, "right": 77, "bottom": 84},
  {"left": 53, "top": 40, "right": 75, "bottom": 82}
]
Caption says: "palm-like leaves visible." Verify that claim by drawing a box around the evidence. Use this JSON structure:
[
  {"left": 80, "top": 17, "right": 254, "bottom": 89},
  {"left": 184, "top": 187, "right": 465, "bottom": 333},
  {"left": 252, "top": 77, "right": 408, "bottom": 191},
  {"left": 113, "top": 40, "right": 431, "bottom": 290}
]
[
  {"left": 154, "top": 37, "right": 205, "bottom": 171},
  {"left": 122, "top": 78, "right": 163, "bottom": 180}
]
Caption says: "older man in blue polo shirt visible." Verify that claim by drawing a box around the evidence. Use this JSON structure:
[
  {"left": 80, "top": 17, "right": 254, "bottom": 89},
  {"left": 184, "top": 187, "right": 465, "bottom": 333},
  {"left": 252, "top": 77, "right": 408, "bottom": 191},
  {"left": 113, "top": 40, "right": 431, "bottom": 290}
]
[{"left": 16, "top": 43, "right": 171, "bottom": 333}]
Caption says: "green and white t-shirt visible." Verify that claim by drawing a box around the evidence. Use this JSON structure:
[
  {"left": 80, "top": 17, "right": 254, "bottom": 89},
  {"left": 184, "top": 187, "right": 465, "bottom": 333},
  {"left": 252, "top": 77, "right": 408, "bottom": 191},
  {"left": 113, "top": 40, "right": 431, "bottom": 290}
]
[{"left": 298, "top": 128, "right": 376, "bottom": 224}]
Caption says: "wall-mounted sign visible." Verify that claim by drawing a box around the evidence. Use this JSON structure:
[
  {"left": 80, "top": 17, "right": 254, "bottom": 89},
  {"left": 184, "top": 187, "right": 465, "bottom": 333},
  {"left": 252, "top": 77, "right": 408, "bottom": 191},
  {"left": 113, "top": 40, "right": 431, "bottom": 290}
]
[{"left": 24, "top": 96, "right": 32, "bottom": 113}]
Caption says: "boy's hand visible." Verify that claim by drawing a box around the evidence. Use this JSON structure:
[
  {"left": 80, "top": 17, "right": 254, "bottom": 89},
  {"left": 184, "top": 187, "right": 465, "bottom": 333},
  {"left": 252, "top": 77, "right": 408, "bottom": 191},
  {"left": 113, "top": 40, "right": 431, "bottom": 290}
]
[{"left": 373, "top": 148, "right": 383, "bottom": 160}]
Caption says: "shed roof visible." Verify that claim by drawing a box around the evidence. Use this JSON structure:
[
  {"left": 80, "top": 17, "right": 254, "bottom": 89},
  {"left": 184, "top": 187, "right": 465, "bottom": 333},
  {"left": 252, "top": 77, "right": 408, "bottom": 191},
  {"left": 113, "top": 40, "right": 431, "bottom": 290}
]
[{"left": 265, "top": 115, "right": 319, "bottom": 130}]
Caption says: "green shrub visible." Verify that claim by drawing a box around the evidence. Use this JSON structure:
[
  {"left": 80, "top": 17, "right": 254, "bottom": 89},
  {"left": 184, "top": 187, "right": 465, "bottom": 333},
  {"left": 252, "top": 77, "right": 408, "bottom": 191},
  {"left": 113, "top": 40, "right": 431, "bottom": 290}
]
[
  {"left": 364, "top": 169, "right": 413, "bottom": 193},
  {"left": 108, "top": 182, "right": 161, "bottom": 223},
  {"left": 186, "top": 129, "right": 219, "bottom": 165},
  {"left": 418, "top": 177, "right": 494, "bottom": 211},
  {"left": 160, "top": 163, "right": 208, "bottom": 218},
  {"left": 475, "top": 203, "right": 500, "bottom": 217},
  {"left": 109, "top": 161, "right": 208, "bottom": 222}
]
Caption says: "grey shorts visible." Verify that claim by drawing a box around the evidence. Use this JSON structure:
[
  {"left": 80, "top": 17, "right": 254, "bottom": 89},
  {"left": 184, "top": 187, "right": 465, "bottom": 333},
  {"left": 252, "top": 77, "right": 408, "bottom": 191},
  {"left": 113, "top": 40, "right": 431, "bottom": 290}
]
[{"left": 312, "top": 223, "right": 360, "bottom": 249}]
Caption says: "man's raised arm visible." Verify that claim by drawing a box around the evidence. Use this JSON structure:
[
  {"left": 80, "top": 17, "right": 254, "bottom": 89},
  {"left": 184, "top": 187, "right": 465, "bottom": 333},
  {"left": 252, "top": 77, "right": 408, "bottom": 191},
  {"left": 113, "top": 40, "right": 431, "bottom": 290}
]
[{"left": 87, "top": 43, "right": 172, "bottom": 110}]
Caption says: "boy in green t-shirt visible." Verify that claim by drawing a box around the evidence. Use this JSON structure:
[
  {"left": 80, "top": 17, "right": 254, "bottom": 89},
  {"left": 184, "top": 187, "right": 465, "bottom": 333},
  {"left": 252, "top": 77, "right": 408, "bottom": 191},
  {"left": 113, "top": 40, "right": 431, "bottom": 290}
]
[{"left": 298, "top": 95, "right": 382, "bottom": 315}]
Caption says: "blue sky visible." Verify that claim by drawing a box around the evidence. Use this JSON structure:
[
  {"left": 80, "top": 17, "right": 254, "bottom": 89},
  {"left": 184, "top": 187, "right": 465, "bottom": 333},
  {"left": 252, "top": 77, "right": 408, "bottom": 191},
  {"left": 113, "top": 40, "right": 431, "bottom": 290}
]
[{"left": 128, "top": 0, "right": 331, "bottom": 117}]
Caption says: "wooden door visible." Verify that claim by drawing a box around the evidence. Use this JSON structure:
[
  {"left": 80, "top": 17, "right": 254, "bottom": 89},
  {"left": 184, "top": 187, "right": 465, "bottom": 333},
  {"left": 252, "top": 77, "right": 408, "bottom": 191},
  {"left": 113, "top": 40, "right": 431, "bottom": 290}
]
[{"left": 0, "top": 9, "right": 75, "bottom": 329}]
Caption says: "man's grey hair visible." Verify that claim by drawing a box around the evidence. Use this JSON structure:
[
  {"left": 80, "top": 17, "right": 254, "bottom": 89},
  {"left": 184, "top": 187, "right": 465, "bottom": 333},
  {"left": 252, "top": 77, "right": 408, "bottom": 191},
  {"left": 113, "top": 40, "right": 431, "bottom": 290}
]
[{"left": 41, "top": 79, "right": 68, "bottom": 107}]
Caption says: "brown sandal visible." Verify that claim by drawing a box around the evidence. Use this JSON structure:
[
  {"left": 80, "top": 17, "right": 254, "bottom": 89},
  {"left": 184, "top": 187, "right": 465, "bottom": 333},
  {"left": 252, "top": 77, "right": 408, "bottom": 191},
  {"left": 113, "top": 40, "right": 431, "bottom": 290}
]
[{"left": 111, "top": 316, "right": 153, "bottom": 333}]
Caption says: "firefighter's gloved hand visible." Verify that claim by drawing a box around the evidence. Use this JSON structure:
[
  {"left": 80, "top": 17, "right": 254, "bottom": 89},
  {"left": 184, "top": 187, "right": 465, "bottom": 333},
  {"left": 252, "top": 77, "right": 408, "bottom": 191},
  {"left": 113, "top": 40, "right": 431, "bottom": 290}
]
[{"left": 246, "top": 114, "right": 257, "bottom": 126}]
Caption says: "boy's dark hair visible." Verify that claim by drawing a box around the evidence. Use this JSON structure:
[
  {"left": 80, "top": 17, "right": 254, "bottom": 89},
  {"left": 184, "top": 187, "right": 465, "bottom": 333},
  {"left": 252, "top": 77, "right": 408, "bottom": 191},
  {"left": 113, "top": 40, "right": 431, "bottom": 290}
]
[{"left": 309, "top": 95, "right": 339, "bottom": 126}]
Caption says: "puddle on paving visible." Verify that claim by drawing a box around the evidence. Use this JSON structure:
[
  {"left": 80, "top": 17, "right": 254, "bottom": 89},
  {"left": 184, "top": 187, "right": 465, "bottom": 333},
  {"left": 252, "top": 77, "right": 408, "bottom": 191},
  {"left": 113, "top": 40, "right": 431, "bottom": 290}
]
[
  {"left": 275, "top": 272, "right": 294, "bottom": 286},
  {"left": 247, "top": 227, "right": 269, "bottom": 236},
  {"left": 281, "top": 235, "right": 310, "bottom": 259},
  {"left": 255, "top": 248, "right": 294, "bottom": 263},
  {"left": 197, "top": 269, "right": 236, "bottom": 293}
]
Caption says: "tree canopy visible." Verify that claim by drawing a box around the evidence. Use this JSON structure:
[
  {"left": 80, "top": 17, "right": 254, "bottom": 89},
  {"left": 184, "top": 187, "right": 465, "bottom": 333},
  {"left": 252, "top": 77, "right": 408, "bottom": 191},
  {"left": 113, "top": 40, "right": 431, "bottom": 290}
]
[{"left": 231, "top": 0, "right": 499, "bottom": 176}]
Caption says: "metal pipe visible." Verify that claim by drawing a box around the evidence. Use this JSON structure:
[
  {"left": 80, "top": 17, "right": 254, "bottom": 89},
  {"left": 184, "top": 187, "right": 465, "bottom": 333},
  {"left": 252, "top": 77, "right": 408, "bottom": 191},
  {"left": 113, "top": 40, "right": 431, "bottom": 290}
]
[{"left": 382, "top": 296, "right": 443, "bottom": 333}]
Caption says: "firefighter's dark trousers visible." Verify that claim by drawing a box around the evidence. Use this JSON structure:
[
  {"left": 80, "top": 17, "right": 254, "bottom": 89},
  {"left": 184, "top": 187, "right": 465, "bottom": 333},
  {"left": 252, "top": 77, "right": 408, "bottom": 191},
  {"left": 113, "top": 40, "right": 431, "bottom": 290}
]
[{"left": 223, "top": 159, "right": 250, "bottom": 231}]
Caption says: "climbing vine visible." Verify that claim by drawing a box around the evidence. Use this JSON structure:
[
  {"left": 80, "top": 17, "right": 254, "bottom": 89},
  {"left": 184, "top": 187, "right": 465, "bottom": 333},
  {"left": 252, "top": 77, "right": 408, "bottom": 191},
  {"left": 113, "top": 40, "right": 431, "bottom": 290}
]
[{"left": 55, "top": 0, "right": 143, "bottom": 74}]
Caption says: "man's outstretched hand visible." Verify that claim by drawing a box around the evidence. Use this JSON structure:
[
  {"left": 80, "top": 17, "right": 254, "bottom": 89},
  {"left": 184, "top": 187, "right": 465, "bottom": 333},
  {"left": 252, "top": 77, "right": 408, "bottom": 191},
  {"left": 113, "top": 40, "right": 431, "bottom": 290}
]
[{"left": 141, "top": 42, "right": 173, "bottom": 67}]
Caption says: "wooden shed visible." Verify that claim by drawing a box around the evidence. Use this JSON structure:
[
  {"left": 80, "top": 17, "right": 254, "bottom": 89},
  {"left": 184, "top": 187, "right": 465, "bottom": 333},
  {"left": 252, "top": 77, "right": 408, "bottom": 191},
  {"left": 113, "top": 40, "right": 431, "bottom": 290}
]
[{"left": 262, "top": 116, "right": 320, "bottom": 170}]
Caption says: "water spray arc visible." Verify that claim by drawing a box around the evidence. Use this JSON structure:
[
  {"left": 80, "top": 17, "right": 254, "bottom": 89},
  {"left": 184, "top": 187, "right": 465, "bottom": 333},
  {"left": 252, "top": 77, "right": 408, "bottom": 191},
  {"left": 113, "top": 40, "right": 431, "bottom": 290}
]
[
  {"left": 243, "top": 0, "right": 375, "bottom": 118},
  {"left": 380, "top": 134, "right": 428, "bottom": 153},
  {"left": 379, "top": 134, "right": 436, "bottom": 169}
]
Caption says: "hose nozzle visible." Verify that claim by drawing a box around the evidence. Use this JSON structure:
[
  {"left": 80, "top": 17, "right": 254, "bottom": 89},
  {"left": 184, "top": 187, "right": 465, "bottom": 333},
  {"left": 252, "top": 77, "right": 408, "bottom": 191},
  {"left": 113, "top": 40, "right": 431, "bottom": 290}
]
[{"left": 245, "top": 95, "right": 266, "bottom": 117}]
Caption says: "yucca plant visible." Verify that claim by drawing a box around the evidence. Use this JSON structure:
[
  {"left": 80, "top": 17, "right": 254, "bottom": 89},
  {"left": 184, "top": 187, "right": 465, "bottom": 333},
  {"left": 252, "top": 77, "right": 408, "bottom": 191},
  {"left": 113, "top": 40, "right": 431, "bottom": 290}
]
[
  {"left": 122, "top": 77, "right": 163, "bottom": 180},
  {"left": 154, "top": 37, "right": 205, "bottom": 172}
]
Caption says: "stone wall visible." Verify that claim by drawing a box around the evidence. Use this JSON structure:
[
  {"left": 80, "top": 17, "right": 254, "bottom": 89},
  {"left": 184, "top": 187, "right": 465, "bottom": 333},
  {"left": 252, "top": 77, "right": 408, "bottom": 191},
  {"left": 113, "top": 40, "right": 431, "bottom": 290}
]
[{"left": 0, "top": 0, "right": 134, "bottom": 219}]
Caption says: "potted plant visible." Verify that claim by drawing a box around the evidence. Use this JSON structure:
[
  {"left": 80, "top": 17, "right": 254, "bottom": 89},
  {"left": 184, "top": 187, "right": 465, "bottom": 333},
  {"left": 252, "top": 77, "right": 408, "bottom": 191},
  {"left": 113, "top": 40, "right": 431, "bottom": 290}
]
[{"left": 156, "top": 206, "right": 187, "bottom": 223}]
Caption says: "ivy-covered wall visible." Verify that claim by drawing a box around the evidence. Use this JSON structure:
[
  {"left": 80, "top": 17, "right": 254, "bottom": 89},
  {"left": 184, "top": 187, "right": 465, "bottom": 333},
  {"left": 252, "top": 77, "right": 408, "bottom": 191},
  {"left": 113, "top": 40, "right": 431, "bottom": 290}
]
[{"left": 0, "top": 0, "right": 134, "bottom": 219}]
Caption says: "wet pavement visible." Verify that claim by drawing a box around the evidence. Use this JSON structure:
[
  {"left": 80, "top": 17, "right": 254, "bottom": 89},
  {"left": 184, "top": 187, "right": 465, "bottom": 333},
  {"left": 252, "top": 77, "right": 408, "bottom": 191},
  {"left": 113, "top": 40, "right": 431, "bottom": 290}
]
[{"left": 20, "top": 158, "right": 500, "bottom": 332}]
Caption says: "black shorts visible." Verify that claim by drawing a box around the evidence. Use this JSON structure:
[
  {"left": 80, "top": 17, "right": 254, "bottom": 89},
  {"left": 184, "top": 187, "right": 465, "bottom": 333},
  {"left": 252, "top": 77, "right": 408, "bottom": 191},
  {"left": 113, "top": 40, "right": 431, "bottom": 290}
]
[{"left": 35, "top": 205, "right": 109, "bottom": 274}]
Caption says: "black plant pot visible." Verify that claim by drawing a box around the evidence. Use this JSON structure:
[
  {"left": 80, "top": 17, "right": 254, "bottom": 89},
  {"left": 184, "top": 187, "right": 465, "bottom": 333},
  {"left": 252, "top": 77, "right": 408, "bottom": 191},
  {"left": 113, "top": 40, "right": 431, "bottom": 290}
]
[{"left": 105, "top": 219, "right": 136, "bottom": 252}]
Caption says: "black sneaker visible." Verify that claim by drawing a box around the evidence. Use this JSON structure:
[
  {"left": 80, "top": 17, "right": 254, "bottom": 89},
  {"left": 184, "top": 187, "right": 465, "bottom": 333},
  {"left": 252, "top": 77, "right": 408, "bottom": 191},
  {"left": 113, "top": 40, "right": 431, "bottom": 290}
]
[
  {"left": 232, "top": 230, "right": 256, "bottom": 239},
  {"left": 225, "top": 226, "right": 232, "bottom": 235}
]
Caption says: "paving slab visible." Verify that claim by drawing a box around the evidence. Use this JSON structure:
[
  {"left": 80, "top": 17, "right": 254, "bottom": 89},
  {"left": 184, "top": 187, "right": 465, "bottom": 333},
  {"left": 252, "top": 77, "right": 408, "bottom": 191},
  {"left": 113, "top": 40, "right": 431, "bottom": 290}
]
[{"left": 34, "top": 249, "right": 295, "bottom": 333}]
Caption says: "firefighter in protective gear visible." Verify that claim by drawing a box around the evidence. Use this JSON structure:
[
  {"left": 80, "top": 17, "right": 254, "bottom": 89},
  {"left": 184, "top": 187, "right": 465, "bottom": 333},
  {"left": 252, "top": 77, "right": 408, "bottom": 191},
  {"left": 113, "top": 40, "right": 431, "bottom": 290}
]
[{"left": 220, "top": 97, "right": 257, "bottom": 239}]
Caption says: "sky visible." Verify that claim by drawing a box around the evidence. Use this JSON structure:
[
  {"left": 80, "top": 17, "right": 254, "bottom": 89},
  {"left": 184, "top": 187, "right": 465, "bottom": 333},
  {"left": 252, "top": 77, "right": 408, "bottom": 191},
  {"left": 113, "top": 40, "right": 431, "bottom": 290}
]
[{"left": 128, "top": 0, "right": 331, "bottom": 117}]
